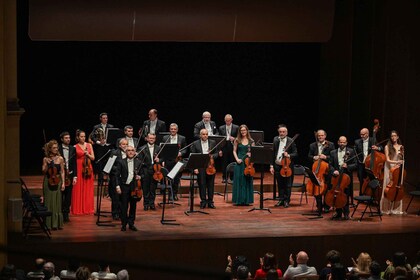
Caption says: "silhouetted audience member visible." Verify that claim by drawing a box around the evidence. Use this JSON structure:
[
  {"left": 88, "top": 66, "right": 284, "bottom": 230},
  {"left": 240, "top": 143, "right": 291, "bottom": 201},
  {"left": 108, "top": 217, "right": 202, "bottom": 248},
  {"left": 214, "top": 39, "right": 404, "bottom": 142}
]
[
  {"left": 226, "top": 255, "right": 250, "bottom": 279},
  {"left": 283, "top": 251, "right": 317, "bottom": 280},
  {"left": 353, "top": 252, "right": 372, "bottom": 275},
  {"left": 43, "top": 262, "right": 60, "bottom": 280},
  {"left": 0, "top": 264, "right": 17, "bottom": 280},
  {"left": 116, "top": 269, "right": 129, "bottom": 280},
  {"left": 75, "top": 266, "right": 91, "bottom": 280},
  {"left": 384, "top": 252, "right": 412, "bottom": 280},
  {"left": 320, "top": 250, "right": 342, "bottom": 280},
  {"left": 254, "top": 252, "right": 282, "bottom": 280},
  {"left": 394, "top": 267, "right": 408, "bottom": 280},
  {"left": 367, "top": 261, "right": 383, "bottom": 280},
  {"left": 26, "top": 258, "right": 45, "bottom": 279},
  {"left": 329, "top": 263, "right": 347, "bottom": 280},
  {"left": 60, "top": 258, "right": 81, "bottom": 279},
  {"left": 91, "top": 262, "right": 117, "bottom": 279},
  {"left": 237, "top": 265, "right": 250, "bottom": 280},
  {"left": 266, "top": 268, "right": 280, "bottom": 280},
  {"left": 412, "top": 250, "right": 420, "bottom": 280}
]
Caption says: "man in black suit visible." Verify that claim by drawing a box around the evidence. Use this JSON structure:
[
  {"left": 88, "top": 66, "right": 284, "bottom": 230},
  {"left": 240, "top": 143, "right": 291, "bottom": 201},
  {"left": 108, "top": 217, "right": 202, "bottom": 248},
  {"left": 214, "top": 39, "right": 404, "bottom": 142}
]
[
  {"left": 270, "top": 124, "right": 298, "bottom": 208},
  {"left": 141, "top": 109, "right": 167, "bottom": 145},
  {"left": 114, "top": 145, "right": 142, "bottom": 231},
  {"left": 90, "top": 112, "right": 114, "bottom": 145},
  {"left": 329, "top": 136, "right": 357, "bottom": 220},
  {"left": 218, "top": 114, "right": 239, "bottom": 183},
  {"left": 161, "top": 123, "right": 188, "bottom": 200},
  {"left": 307, "top": 129, "right": 335, "bottom": 214},
  {"left": 58, "top": 131, "right": 77, "bottom": 223},
  {"left": 193, "top": 111, "right": 218, "bottom": 139},
  {"left": 116, "top": 125, "right": 140, "bottom": 151},
  {"left": 138, "top": 133, "right": 161, "bottom": 211},
  {"left": 190, "top": 129, "right": 219, "bottom": 209},
  {"left": 354, "top": 127, "right": 383, "bottom": 195}
]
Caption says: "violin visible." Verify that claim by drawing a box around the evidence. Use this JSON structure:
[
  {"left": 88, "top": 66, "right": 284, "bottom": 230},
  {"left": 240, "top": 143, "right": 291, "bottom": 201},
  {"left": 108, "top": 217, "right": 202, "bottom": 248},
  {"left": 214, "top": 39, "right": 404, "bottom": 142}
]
[
  {"left": 325, "top": 152, "right": 350, "bottom": 209},
  {"left": 47, "top": 159, "right": 61, "bottom": 186},
  {"left": 244, "top": 157, "right": 255, "bottom": 177},
  {"left": 384, "top": 146, "right": 405, "bottom": 203},
  {"left": 82, "top": 147, "right": 93, "bottom": 178},
  {"left": 64, "top": 168, "right": 71, "bottom": 187},
  {"left": 206, "top": 155, "right": 216, "bottom": 175},
  {"left": 361, "top": 119, "right": 386, "bottom": 199},
  {"left": 306, "top": 141, "right": 329, "bottom": 196},
  {"left": 153, "top": 160, "right": 164, "bottom": 182},
  {"left": 278, "top": 134, "right": 299, "bottom": 178},
  {"left": 131, "top": 166, "right": 143, "bottom": 201}
]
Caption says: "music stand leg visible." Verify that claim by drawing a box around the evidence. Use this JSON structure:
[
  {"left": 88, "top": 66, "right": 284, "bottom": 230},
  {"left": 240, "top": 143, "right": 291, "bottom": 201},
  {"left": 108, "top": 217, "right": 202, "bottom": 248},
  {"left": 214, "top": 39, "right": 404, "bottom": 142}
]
[
  {"left": 302, "top": 194, "right": 323, "bottom": 219},
  {"left": 184, "top": 176, "right": 208, "bottom": 216},
  {"left": 160, "top": 179, "right": 180, "bottom": 225},
  {"left": 249, "top": 170, "right": 271, "bottom": 213},
  {"left": 96, "top": 178, "right": 115, "bottom": 227}
]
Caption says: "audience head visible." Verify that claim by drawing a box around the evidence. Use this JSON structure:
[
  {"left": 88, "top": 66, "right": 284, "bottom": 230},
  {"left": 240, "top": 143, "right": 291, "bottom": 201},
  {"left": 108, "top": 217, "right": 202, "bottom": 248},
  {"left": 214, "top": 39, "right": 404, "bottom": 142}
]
[
  {"left": 393, "top": 252, "right": 408, "bottom": 267},
  {"left": 296, "top": 251, "right": 309, "bottom": 265},
  {"left": 416, "top": 249, "right": 420, "bottom": 265},
  {"left": 394, "top": 266, "right": 408, "bottom": 280},
  {"left": 232, "top": 255, "right": 249, "bottom": 279},
  {"left": 34, "top": 258, "right": 46, "bottom": 271},
  {"left": 262, "top": 252, "right": 277, "bottom": 272},
  {"left": 356, "top": 252, "right": 372, "bottom": 273},
  {"left": 117, "top": 269, "right": 129, "bottom": 280},
  {"left": 0, "top": 264, "right": 16, "bottom": 279},
  {"left": 75, "top": 266, "right": 91, "bottom": 280},
  {"left": 326, "top": 250, "right": 341, "bottom": 265},
  {"left": 98, "top": 262, "right": 110, "bottom": 272},
  {"left": 369, "top": 261, "right": 381, "bottom": 277},
  {"left": 236, "top": 265, "right": 249, "bottom": 280},
  {"left": 330, "top": 263, "right": 347, "bottom": 280},
  {"left": 42, "top": 262, "right": 55, "bottom": 279},
  {"left": 266, "top": 268, "right": 280, "bottom": 280}
]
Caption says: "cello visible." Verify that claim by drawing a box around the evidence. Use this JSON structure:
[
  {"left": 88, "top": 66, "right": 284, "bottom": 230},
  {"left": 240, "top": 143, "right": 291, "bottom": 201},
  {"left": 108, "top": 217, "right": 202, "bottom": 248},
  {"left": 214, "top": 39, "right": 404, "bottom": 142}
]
[
  {"left": 325, "top": 152, "right": 350, "bottom": 209},
  {"left": 277, "top": 134, "right": 299, "bottom": 177},
  {"left": 306, "top": 141, "right": 330, "bottom": 196},
  {"left": 360, "top": 119, "right": 386, "bottom": 199},
  {"left": 384, "top": 146, "right": 406, "bottom": 204}
]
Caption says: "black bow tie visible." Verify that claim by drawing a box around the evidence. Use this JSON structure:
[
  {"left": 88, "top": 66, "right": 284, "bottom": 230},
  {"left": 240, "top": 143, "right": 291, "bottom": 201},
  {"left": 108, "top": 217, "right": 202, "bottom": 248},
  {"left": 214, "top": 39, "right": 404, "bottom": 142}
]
[{"left": 62, "top": 146, "right": 69, "bottom": 150}]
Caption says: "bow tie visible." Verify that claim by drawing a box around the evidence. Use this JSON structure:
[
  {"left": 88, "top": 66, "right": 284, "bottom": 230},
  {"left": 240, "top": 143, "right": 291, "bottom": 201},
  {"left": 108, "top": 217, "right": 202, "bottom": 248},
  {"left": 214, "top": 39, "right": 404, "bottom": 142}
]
[{"left": 62, "top": 146, "right": 69, "bottom": 150}]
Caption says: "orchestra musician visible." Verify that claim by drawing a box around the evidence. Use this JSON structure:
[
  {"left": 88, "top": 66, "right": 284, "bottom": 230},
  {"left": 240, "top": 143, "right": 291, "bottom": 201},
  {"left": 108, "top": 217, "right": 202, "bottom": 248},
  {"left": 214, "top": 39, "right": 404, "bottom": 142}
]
[
  {"left": 218, "top": 114, "right": 239, "bottom": 183},
  {"left": 307, "top": 129, "right": 335, "bottom": 214},
  {"left": 114, "top": 145, "right": 142, "bottom": 231},
  {"left": 329, "top": 136, "right": 357, "bottom": 220},
  {"left": 108, "top": 138, "right": 129, "bottom": 220},
  {"left": 90, "top": 112, "right": 114, "bottom": 145},
  {"left": 193, "top": 111, "right": 218, "bottom": 139},
  {"left": 190, "top": 128, "right": 219, "bottom": 209},
  {"left": 141, "top": 109, "right": 167, "bottom": 145},
  {"left": 270, "top": 124, "right": 298, "bottom": 208},
  {"left": 137, "top": 133, "right": 161, "bottom": 211},
  {"left": 58, "top": 131, "right": 77, "bottom": 223},
  {"left": 116, "top": 125, "right": 139, "bottom": 150},
  {"left": 354, "top": 128, "right": 383, "bottom": 196},
  {"left": 161, "top": 123, "right": 187, "bottom": 201}
]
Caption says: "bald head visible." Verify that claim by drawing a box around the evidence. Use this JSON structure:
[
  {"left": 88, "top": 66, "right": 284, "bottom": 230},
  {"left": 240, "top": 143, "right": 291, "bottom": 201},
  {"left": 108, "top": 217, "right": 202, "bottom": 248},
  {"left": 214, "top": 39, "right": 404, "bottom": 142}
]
[
  {"left": 296, "top": 251, "right": 309, "bottom": 264},
  {"left": 360, "top": 128, "right": 369, "bottom": 140}
]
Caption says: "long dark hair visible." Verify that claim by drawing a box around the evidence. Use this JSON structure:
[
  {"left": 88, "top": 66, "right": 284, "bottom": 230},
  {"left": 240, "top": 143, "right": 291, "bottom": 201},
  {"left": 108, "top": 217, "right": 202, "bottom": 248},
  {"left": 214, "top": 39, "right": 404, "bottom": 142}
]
[{"left": 387, "top": 130, "right": 402, "bottom": 159}]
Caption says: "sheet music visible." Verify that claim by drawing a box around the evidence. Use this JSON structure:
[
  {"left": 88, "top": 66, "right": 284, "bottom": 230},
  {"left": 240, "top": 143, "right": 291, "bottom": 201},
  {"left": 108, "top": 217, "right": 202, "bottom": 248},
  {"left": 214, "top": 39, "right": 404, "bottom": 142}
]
[
  {"left": 167, "top": 161, "right": 184, "bottom": 180},
  {"left": 103, "top": 155, "right": 117, "bottom": 174}
]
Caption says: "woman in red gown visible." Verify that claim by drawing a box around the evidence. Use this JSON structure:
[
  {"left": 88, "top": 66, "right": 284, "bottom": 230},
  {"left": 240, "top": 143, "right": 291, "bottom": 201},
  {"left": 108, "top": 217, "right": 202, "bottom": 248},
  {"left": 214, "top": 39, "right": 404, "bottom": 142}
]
[{"left": 71, "top": 129, "right": 95, "bottom": 215}]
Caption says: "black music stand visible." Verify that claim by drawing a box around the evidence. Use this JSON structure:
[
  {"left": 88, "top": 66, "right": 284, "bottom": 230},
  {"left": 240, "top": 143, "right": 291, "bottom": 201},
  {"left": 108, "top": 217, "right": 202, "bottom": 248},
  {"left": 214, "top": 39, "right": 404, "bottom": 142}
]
[
  {"left": 301, "top": 166, "right": 323, "bottom": 219},
  {"left": 184, "top": 153, "right": 210, "bottom": 216},
  {"left": 208, "top": 135, "right": 226, "bottom": 196},
  {"left": 158, "top": 144, "right": 181, "bottom": 207},
  {"left": 248, "top": 146, "right": 272, "bottom": 213},
  {"left": 158, "top": 132, "right": 170, "bottom": 145},
  {"left": 95, "top": 170, "right": 116, "bottom": 227},
  {"left": 160, "top": 162, "right": 185, "bottom": 225},
  {"left": 249, "top": 130, "right": 264, "bottom": 146},
  {"left": 106, "top": 128, "right": 124, "bottom": 148}
]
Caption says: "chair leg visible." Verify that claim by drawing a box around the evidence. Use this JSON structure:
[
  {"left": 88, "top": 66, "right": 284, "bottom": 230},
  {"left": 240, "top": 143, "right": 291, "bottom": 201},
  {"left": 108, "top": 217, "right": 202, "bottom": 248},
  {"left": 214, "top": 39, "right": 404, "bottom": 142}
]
[
  {"left": 359, "top": 203, "right": 369, "bottom": 221},
  {"left": 405, "top": 196, "right": 414, "bottom": 212},
  {"left": 351, "top": 202, "right": 360, "bottom": 218}
]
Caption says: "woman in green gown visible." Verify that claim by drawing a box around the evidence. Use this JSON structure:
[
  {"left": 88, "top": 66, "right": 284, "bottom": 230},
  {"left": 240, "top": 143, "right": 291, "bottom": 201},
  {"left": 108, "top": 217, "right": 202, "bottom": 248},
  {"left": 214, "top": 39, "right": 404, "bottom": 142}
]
[{"left": 232, "top": 125, "right": 255, "bottom": 206}]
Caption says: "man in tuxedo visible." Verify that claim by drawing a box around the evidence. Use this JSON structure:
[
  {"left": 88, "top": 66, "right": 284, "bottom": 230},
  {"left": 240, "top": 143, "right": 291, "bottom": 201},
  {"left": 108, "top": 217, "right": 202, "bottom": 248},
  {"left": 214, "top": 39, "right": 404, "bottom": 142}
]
[
  {"left": 218, "top": 114, "right": 239, "bottom": 183},
  {"left": 58, "top": 131, "right": 77, "bottom": 223},
  {"left": 114, "top": 145, "right": 141, "bottom": 231},
  {"left": 141, "top": 109, "right": 166, "bottom": 145},
  {"left": 354, "top": 127, "right": 383, "bottom": 195},
  {"left": 107, "top": 138, "right": 128, "bottom": 220},
  {"left": 161, "top": 123, "right": 188, "bottom": 200},
  {"left": 307, "top": 129, "right": 335, "bottom": 214},
  {"left": 90, "top": 112, "right": 114, "bottom": 145},
  {"left": 190, "top": 129, "right": 219, "bottom": 209},
  {"left": 116, "top": 125, "right": 139, "bottom": 151},
  {"left": 138, "top": 133, "right": 161, "bottom": 211},
  {"left": 329, "top": 136, "right": 357, "bottom": 220},
  {"left": 270, "top": 124, "right": 298, "bottom": 208},
  {"left": 193, "top": 111, "right": 218, "bottom": 139}
]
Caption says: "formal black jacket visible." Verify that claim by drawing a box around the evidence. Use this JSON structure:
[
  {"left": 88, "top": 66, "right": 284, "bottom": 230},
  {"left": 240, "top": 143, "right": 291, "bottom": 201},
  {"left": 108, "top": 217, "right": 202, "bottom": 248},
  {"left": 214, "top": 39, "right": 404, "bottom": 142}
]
[
  {"left": 308, "top": 141, "right": 336, "bottom": 163},
  {"left": 354, "top": 137, "right": 383, "bottom": 164},
  {"left": 137, "top": 144, "right": 162, "bottom": 174},
  {"left": 329, "top": 147, "right": 357, "bottom": 175},
  {"left": 59, "top": 144, "right": 77, "bottom": 179},
  {"left": 90, "top": 123, "right": 114, "bottom": 143},
  {"left": 161, "top": 134, "right": 188, "bottom": 160},
  {"left": 141, "top": 119, "right": 166, "bottom": 137},
  {"left": 218, "top": 124, "right": 239, "bottom": 139},
  {"left": 190, "top": 139, "right": 218, "bottom": 168},
  {"left": 272, "top": 136, "right": 298, "bottom": 167},
  {"left": 193, "top": 121, "right": 218, "bottom": 139},
  {"left": 113, "top": 157, "right": 142, "bottom": 190}
]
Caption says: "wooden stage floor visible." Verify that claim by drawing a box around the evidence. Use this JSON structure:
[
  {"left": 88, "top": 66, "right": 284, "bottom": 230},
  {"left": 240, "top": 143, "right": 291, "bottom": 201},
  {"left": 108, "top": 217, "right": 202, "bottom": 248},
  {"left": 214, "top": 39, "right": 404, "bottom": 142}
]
[{"left": 8, "top": 174, "right": 420, "bottom": 280}]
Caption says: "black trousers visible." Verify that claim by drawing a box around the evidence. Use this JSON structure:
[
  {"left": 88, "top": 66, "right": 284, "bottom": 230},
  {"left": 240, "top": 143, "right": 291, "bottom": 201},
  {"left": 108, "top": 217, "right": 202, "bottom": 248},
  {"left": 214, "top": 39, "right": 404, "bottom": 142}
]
[
  {"left": 61, "top": 182, "right": 73, "bottom": 218},
  {"left": 142, "top": 171, "right": 157, "bottom": 207},
  {"left": 119, "top": 183, "right": 138, "bottom": 227},
  {"left": 108, "top": 175, "right": 120, "bottom": 217},
  {"left": 274, "top": 165, "right": 292, "bottom": 203},
  {"left": 197, "top": 169, "right": 215, "bottom": 203}
]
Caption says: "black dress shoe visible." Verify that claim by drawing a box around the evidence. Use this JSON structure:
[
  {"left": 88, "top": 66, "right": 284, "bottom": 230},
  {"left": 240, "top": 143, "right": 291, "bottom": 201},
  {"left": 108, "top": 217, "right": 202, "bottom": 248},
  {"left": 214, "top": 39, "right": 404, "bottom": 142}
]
[
  {"left": 113, "top": 215, "right": 120, "bottom": 221},
  {"left": 284, "top": 202, "right": 289, "bottom": 208},
  {"left": 174, "top": 195, "right": 179, "bottom": 201},
  {"left": 150, "top": 205, "right": 156, "bottom": 210},
  {"left": 208, "top": 203, "right": 216, "bottom": 209},
  {"left": 331, "top": 213, "right": 341, "bottom": 220},
  {"left": 144, "top": 206, "right": 149, "bottom": 211},
  {"left": 200, "top": 202, "right": 206, "bottom": 209},
  {"left": 275, "top": 201, "right": 284, "bottom": 207},
  {"left": 129, "top": 225, "right": 138, "bottom": 231},
  {"left": 121, "top": 226, "right": 126, "bottom": 231},
  {"left": 343, "top": 215, "right": 350, "bottom": 220}
]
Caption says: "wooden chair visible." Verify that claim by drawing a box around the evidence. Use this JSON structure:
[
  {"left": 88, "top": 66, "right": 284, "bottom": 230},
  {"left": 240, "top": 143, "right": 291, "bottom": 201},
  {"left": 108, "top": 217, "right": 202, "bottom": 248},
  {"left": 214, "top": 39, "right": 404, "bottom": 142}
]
[{"left": 293, "top": 274, "right": 320, "bottom": 280}]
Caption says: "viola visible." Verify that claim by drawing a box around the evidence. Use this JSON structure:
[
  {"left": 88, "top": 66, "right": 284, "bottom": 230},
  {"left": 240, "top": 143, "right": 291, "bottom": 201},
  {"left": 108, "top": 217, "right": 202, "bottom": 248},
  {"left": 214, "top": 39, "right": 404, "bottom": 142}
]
[
  {"left": 131, "top": 167, "right": 143, "bottom": 201},
  {"left": 82, "top": 147, "right": 93, "bottom": 178},
  {"left": 47, "top": 160, "right": 61, "bottom": 186},
  {"left": 361, "top": 119, "right": 386, "bottom": 199},
  {"left": 384, "top": 146, "right": 405, "bottom": 203},
  {"left": 278, "top": 134, "right": 299, "bottom": 178},
  {"left": 306, "top": 142, "right": 330, "bottom": 196},
  {"left": 325, "top": 153, "right": 350, "bottom": 209},
  {"left": 153, "top": 162, "right": 164, "bottom": 181},
  {"left": 206, "top": 155, "right": 216, "bottom": 175},
  {"left": 244, "top": 157, "right": 255, "bottom": 177}
]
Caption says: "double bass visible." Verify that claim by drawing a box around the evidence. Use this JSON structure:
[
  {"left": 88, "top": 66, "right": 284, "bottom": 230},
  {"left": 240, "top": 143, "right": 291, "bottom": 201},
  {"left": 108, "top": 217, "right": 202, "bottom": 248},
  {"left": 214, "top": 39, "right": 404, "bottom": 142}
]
[
  {"left": 306, "top": 141, "right": 330, "bottom": 196},
  {"left": 360, "top": 119, "right": 386, "bottom": 199},
  {"left": 276, "top": 134, "right": 299, "bottom": 177},
  {"left": 384, "top": 146, "right": 406, "bottom": 204},
  {"left": 325, "top": 152, "right": 350, "bottom": 209}
]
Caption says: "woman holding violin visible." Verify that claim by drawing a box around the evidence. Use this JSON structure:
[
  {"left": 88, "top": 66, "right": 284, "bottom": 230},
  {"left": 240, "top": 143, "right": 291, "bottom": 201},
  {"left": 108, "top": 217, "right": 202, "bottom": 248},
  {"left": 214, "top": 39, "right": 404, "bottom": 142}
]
[
  {"left": 42, "top": 139, "right": 66, "bottom": 229},
  {"left": 381, "top": 130, "right": 405, "bottom": 215},
  {"left": 270, "top": 124, "right": 298, "bottom": 208},
  {"left": 232, "top": 124, "right": 255, "bottom": 206},
  {"left": 72, "top": 129, "right": 95, "bottom": 215}
]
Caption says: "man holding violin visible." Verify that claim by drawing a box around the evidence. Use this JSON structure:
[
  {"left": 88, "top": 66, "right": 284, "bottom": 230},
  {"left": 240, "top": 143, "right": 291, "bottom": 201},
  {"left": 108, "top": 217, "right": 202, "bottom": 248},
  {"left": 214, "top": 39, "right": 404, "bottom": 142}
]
[
  {"left": 270, "top": 124, "right": 298, "bottom": 208},
  {"left": 59, "top": 131, "right": 77, "bottom": 223},
  {"left": 138, "top": 133, "right": 161, "bottom": 211},
  {"left": 161, "top": 123, "right": 187, "bottom": 201},
  {"left": 190, "top": 128, "right": 219, "bottom": 209},
  {"left": 114, "top": 145, "right": 142, "bottom": 231}
]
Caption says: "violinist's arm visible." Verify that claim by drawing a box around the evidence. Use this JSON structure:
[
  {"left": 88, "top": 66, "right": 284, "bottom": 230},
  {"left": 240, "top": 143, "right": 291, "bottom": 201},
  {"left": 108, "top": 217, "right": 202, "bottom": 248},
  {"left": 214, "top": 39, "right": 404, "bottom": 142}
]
[
  {"left": 233, "top": 141, "right": 241, "bottom": 164},
  {"left": 89, "top": 144, "right": 95, "bottom": 161},
  {"left": 60, "top": 157, "right": 65, "bottom": 190},
  {"left": 42, "top": 157, "right": 49, "bottom": 173}
]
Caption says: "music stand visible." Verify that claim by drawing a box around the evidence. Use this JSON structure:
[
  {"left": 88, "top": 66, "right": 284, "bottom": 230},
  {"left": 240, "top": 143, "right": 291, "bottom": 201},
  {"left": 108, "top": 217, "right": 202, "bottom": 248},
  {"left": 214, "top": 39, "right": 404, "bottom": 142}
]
[
  {"left": 95, "top": 169, "right": 116, "bottom": 227},
  {"left": 249, "top": 130, "right": 264, "bottom": 146},
  {"left": 248, "top": 146, "right": 272, "bottom": 213},
  {"left": 106, "top": 128, "right": 124, "bottom": 148},
  {"left": 184, "top": 153, "right": 210, "bottom": 216},
  {"left": 158, "top": 132, "right": 170, "bottom": 145},
  {"left": 301, "top": 166, "right": 323, "bottom": 219},
  {"left": 157, "top": 144, "right": 181, "bottom": 207},
  {"left": 159, "top": 162, "right": 184, "bottom": 226}
]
